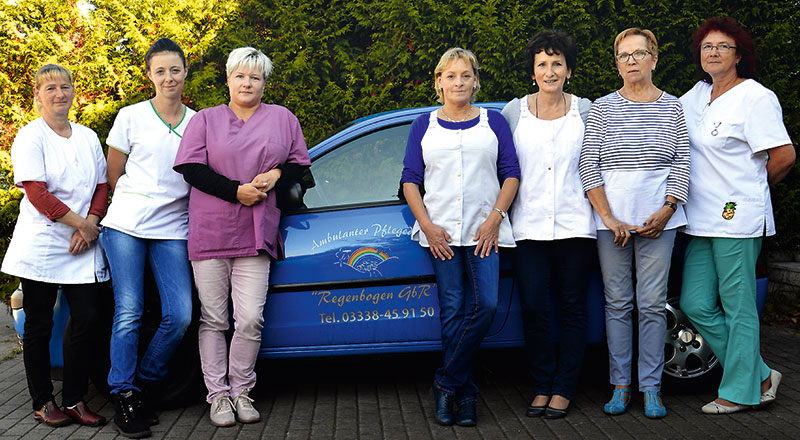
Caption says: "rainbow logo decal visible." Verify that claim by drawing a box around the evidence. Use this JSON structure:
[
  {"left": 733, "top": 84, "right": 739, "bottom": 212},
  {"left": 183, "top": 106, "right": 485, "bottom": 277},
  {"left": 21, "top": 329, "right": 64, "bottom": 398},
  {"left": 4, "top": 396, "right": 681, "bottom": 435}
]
[{"left": 336, "top": 247, "right": 397, "bottom": 277}]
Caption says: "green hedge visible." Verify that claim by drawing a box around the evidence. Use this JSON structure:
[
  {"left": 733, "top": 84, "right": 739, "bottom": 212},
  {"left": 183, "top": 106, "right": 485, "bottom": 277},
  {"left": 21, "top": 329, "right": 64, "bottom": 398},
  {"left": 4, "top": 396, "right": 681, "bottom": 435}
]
[{"left": 0, "top": 0, "right": 797, "bottom": 303}]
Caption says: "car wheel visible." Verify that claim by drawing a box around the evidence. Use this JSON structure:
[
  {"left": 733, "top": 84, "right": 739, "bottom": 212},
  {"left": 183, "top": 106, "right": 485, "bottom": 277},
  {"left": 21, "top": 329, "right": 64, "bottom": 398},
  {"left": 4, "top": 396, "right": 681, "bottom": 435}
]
[
  {"left": 662, "top": 297, "right": 721, "bottom": 392},
  {"left": 68, "top": 270, "right": 205, "bottom": 408},
  {"left": 136, "top": 269, "right": 205, "bottom": 410},
  {"left": 61, "top": 282, "right": 114, "bottom": 398}
]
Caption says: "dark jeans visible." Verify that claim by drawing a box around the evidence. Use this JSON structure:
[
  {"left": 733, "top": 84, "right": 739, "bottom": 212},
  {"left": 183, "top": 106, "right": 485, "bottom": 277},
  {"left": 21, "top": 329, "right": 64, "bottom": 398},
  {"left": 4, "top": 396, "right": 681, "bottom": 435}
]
[
  {"left": 430, "top": 246, "right": 498, "bottom": 405},
  {"left": 513, "top": 238, "right": 594, "bottom": 400},
  {"left": 21, "top": 278, "right": 101, "bottom": 410}
]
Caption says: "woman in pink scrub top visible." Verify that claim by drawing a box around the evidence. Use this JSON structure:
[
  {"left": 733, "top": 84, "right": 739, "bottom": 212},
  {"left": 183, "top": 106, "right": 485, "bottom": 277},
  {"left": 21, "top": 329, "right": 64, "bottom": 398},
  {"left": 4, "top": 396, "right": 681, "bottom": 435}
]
[{"left": 174, "top": 47, "right": 310, "bottom": 428}]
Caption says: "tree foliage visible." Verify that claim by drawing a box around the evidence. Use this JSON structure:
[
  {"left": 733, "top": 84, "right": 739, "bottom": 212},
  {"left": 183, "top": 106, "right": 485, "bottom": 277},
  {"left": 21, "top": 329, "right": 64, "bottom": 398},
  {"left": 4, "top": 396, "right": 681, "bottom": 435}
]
[{"left": 0, "top": 0, "right": 798, "bottom": 301}]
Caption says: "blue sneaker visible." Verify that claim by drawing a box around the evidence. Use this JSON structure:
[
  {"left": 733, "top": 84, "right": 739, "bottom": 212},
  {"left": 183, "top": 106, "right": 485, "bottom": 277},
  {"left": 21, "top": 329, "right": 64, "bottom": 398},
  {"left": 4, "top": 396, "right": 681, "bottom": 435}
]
[
  {"left": 603, "top": 388, "right": 630, "bottom": 415},
  {"left": 643, "top": 391, "right": 667, "bottom": 419}
]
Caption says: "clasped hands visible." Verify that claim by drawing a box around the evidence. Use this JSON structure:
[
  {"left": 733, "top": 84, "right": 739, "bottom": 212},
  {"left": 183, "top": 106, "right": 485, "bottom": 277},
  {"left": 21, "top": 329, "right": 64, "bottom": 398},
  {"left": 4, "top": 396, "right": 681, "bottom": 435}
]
[
  {"left": 69, "top": 216, "right": 100, "bottom": 255},
  {"left": 237, "top": 168, "right": 282, "bottom": 206},
  {"left": 603, "top": 205, "right": 674, "bottom": 247}
]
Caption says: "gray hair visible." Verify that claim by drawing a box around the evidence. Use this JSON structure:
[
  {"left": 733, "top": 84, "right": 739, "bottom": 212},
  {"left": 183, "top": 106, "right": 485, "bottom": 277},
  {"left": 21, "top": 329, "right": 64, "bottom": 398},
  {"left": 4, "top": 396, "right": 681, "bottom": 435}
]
[{"left": 226, "top": 47, "right": 273, "bottom": 80}]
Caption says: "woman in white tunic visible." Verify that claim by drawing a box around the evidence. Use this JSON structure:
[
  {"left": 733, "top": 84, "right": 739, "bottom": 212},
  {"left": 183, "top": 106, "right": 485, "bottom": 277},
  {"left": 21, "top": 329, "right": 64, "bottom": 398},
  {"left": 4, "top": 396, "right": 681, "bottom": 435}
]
[
  {"left": 100, "top": 38, "right": 196, "bottom": 437},
  {"left": 679, "top": 17, "right": 795, "bottom": 415},
  {"left": 401, "top": 47, "right": 520, "bottom": 427},
  {"left": 2, "top": 64, "right": 108, "bottom": 427},
  {"left": 501, "top": 29, "right": 594, "bottom": 420}
]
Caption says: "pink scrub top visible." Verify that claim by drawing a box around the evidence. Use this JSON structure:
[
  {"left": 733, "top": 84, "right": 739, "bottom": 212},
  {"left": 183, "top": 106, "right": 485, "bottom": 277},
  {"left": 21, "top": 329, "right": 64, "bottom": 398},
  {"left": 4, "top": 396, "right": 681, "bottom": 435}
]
[{"left": 174, "top": 103, "right": 310, "bottom": 261}]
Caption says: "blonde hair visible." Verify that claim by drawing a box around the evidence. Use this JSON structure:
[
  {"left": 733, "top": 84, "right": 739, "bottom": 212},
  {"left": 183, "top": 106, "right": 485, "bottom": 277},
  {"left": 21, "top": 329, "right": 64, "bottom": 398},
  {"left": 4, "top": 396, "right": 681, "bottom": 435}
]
[
  {"left": 433, "top": 47, "right": 480, "bottom": 104},
  {"left": 226, "top": 47, "right": 273, "bottom": 80},
  {"left": 614, "top": 28, "right": 659, "bottom": 57},
  {"left": 34, "top": 64, "right": 73, "bottom": 112}
]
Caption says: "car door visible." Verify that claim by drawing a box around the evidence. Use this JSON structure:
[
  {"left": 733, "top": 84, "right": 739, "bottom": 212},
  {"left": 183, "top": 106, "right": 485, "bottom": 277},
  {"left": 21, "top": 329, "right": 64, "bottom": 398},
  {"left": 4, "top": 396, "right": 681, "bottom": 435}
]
[{"left": 261, "top": 110, "right": 518, "bottom": 358}]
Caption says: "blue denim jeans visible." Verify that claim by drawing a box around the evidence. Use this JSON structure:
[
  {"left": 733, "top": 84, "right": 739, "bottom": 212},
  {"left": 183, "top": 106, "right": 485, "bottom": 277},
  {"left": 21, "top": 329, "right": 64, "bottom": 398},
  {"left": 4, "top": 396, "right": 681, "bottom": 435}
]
[
  {"left": 100, "top": 228, "right": 193, "bottom": 394},
  {"left": 430, "top": 246, "right": 498, "bottom": 405},
  {"left": 596, "top": 229, "right": 675, "bottom": 392},
  {"left": 513, "top": 238, "right": 594, "bottom": 401}
]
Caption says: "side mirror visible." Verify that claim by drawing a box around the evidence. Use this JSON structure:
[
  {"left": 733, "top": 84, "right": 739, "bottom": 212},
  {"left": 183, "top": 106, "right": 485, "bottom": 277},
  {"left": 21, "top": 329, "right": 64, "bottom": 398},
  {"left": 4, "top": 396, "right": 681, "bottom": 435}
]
[
  {"left": 278, "top": 168, "right": 315, "bottom": 211},
  {"left": 285, "top": 183, "right": 304, "bottom": 207}
]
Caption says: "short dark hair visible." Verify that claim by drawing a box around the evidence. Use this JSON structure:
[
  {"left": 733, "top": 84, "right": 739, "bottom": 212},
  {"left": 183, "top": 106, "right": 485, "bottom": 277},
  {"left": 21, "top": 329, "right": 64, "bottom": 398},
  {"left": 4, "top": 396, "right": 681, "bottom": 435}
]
[
  {"left": 524, "top": 30, "right": 577, "bottom": 77},
  {"left": 692, "top": 17, "right": 757, "bottom": 83},
  {"left": 144, "top": 38, "right": 186, "bottom": 71}
]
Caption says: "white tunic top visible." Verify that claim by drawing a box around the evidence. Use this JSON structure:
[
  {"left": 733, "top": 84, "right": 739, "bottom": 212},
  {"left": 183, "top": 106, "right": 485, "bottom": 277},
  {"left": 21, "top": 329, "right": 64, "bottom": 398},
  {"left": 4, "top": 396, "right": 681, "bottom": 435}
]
[
  {"left": 102, "top": 100, "right": 196, "bottom": 239},
  {"left": 680, "top": 79, "right": 792, "bottom": 238},
  {"left": 506, "top": 94, "right": 595, "bottom": 241},
  {"left": 2, "top": 118, "right": 109, "bottom": 283},
  {"left": 411, "top": 108, "right": 516, "bottom": 247}
]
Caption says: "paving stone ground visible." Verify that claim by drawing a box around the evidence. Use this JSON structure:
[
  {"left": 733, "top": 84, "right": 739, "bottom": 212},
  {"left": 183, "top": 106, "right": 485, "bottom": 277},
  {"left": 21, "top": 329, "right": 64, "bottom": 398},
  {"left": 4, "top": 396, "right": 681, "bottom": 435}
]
[{"left": 1, "top": 309, "right": 798, "bottom": 439}]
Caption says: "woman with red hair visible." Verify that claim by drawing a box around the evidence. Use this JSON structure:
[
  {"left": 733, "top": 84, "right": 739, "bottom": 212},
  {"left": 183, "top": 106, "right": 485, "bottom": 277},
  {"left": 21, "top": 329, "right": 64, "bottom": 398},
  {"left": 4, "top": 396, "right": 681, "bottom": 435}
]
[{"left": 679, "top": 17, "right": 795, "bottom": 414}]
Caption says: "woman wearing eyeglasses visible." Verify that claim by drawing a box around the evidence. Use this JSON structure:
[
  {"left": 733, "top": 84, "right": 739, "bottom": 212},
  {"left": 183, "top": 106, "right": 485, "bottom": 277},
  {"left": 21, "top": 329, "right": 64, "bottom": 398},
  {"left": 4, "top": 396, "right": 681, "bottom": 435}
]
[
  {"left": 678, "top": 17, "right": 794, "bottom": 415},
  {"left": 578, "top": 28, "right": 690, "bottom": 419}
]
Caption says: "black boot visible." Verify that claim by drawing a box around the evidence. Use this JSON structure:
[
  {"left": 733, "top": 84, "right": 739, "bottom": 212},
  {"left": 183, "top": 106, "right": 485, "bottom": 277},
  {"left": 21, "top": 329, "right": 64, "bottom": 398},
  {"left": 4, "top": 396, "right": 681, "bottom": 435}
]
[
  {"left": 432, "top": 387, "right": 455, "bottom": 426},
  {"left": 113, "top": 390, "right": 151, "bottom": 438},
  {"left": 135, "top": 382, "right": 160, "bottom": 426},
  {"left": 455, "top": 400, "right": 477, "bottom": 426}
]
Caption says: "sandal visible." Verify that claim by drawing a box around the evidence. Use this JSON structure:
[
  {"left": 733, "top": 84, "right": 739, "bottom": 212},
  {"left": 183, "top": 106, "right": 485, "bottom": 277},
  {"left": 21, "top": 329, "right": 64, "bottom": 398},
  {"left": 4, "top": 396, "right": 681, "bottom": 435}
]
[
  {"left": 643, "top": 391, "right": 667, "bottom": 419},
  {"left": 603, "top": 388, "right": 630, "bottom": 415}
]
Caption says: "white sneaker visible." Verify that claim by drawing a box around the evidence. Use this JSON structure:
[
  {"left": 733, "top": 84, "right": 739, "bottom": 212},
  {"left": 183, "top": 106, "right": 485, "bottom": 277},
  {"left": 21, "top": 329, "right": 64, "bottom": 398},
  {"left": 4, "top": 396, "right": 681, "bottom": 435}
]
[
  {"left": 234, "top": 389, "right": 261, "bottom": 423},
  {"left": 209, "top": 395, "right": 236, "bottom": 427}
]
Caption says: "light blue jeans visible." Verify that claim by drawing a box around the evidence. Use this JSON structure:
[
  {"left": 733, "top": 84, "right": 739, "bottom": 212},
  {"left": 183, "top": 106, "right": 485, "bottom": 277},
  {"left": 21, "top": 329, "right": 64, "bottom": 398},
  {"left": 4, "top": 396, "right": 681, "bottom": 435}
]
[
  {"left": 597, "top": 229, "right": 676, "bottom": 392},
  {"left": 101, "top": 228, "right": 193, "bottom": 394}
]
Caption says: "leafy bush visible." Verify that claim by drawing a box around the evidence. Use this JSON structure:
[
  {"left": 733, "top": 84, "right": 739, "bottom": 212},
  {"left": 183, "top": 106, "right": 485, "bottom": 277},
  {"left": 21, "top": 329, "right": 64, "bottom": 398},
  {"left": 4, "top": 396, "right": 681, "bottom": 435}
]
[
  {"left": 0, "top": 151, "right": 22, "bottom": 304},
  {"left": 0, "top": 0, "right": 797, "bottom": 302}
]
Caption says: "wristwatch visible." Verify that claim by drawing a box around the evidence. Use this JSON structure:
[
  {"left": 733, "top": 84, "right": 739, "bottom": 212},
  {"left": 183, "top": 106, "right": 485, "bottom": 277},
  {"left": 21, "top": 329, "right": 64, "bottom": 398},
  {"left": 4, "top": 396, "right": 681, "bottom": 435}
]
[
  {"left": 663, "top": 201, "right": 678, "bottom": 212},
  {"left": 493, "top": 208, "right": 506, "bottom": 219}
]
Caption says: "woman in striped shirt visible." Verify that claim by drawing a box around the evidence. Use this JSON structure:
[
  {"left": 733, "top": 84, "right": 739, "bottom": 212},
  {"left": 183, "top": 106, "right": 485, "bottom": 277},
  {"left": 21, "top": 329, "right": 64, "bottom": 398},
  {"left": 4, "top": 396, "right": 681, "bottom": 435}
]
[{"left": 578, "top": 28, "right": 690, "bottom": 419}]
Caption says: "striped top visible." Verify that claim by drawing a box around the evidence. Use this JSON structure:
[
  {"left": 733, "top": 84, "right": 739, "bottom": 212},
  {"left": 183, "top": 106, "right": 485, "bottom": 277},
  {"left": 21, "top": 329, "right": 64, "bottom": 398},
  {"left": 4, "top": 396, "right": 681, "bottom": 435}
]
[{"left": 579, "top": 91, "right": 690, "bottom": 230}]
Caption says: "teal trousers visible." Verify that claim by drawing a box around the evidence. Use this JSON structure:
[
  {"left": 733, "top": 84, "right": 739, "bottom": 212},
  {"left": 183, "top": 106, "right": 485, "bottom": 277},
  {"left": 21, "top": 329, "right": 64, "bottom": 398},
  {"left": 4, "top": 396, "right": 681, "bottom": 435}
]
[{"left": 680, "top": 236, "right": 770, "bottom": 405}]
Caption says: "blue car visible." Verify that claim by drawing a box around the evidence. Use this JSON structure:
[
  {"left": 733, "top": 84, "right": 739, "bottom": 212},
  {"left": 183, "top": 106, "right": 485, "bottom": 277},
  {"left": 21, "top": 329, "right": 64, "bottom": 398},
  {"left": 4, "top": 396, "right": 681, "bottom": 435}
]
[
  {"left": 12, "top": 103, "right": 768, "bottom": 406},
  {"left": 264, "top": 102, "right": 605, "bottom": 359}
]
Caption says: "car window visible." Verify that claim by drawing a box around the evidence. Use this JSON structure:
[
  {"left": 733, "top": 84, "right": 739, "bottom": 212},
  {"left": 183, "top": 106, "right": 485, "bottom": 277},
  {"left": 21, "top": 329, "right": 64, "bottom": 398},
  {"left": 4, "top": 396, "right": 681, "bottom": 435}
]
[{"left": 303, "top": 124, "right": 411, "bottom": 209}]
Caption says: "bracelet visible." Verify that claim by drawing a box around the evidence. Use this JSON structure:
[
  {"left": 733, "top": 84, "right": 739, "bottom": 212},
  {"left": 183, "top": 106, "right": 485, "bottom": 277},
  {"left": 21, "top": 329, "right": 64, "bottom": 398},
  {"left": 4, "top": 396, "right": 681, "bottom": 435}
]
[
  {"left": 663, "top": 201, "right": 678, "bottom": 212},
  {"left": 493, "top": 208, "right": 506, "bottom": 219}
]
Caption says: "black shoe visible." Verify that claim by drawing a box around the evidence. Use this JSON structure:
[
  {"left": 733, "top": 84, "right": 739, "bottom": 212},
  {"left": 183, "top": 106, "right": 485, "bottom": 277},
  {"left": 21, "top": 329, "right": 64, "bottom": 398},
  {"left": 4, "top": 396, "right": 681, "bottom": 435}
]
[
  {"left": 543, "top": 406, "right": 568, "bottom": 419},
  {"left": 113, "top": 390, "right": 152, "bottom": 439},
  {"left": 135, "top": 382, "right": 160, "bottom": 426},
  {"left": 432, "top": 387, "right": 455, "bottom": 426},
  {"left": 526, "top": 405, "right": 546, "bottom": 417},
  {"left": 455, "top": 401, "right": 477, "bottom": 426}
]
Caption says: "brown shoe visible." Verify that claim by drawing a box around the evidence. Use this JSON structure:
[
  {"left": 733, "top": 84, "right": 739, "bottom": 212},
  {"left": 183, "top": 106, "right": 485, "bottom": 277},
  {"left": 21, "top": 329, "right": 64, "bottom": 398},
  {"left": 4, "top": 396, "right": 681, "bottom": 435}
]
[
  {"left": 64, "top": 401, "right": 107, "bottom": 426},
  {"left": 33, "top": 401, "right": 71, "bottom": 427}
]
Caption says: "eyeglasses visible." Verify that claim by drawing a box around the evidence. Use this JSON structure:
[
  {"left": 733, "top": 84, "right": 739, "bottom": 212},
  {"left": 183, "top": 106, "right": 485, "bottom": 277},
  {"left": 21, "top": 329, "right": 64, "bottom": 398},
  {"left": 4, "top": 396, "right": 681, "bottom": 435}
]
[
  {"left": 615, "top": 50, "right": 651, "bottom": 63},
  {"left": 700, "top": 43, "right": 736, "bottom": 53}
]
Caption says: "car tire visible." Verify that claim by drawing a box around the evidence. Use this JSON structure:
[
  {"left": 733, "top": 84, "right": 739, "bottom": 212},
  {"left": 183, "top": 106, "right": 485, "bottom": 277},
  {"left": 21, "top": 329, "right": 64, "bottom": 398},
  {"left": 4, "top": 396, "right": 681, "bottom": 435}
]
[
  {"left": 61, "top": 282, "right": 114, "bottom": 398},
  {"left": 661, "top": 296, "right": 721, "bottom": 393},
  {"left": 136, "top": 267, "right": 205, "bottom": 410},
  {"left": 64, "top": 270, "right": 205, "bottom": 409}
]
